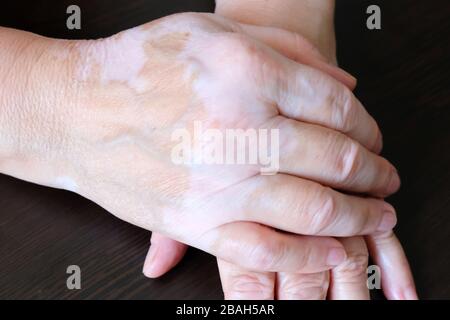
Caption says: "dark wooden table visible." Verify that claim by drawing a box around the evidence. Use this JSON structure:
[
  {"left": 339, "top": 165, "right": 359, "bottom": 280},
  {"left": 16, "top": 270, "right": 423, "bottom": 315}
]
[{"left": 0, "top": 0, "right": 449, "bottom": 299}]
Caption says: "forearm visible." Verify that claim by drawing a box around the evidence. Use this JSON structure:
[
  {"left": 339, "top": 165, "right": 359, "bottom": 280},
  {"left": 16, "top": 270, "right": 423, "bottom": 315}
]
[
  {"left": 0, "top": 27, "right": 78, "bottom": 185},
  {"left": 0, "top": 27, "right": 35, "bottom": 159},
  {"left": 215, "top": 0, "right": 336, "bottom": 61}
]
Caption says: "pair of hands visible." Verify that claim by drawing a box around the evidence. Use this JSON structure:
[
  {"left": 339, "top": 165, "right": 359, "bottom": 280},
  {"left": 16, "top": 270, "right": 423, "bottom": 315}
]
[
  {"left": 0, "top": 2, "right": 416, "bottom": 299},
  {"left": 137, "top": 5, "right": 415, "bottom": 299}
]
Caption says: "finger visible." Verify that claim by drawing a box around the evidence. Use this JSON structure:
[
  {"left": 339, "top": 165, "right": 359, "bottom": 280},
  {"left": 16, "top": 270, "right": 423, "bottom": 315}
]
[
  {"left": 329, "top": 237, "right": 370, "bottom": 300},
  {"left": 200, "top": 221, "right": 347, "bottom": 273},
  {"left": 264, "top": 116, "right": 399, "bottom": 196},
  {"left": 366, "top": 231, "right": 418, "bottom": 300},
  {"left": 237, "top": 23, "right": 357, "bottom": 90},
  {"left": 198, "top": 14, "right": 381, "bottom": 153},
  {"left": 276, "top": 271, "right": 329, "bottom": 300},
  {"left": 142, "top": 232, "right": 188, "bottom": 278},
  {"left": 221, "top": 173, "right": 397, "bottom": 237},
  {"left": 218, "top": 258, "right": 275, "bottom": 299},
  {"left": 254, "top": 46, "right": 382, "bottom": 153}
]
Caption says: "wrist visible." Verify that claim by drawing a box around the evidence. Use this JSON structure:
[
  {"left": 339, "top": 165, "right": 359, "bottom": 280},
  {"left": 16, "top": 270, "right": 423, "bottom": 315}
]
[
  {"left": 216, "top": 0, "right": 335, "bottom": 20},
  {"left": 215, "top": 0, "right": 336, "bottom": 61},
  {"left": 0, "top": 28, "right": 80, "bottom": 186}
]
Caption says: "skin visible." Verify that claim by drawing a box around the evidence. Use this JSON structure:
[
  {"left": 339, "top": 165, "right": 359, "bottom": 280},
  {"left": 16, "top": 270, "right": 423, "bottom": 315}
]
[
  {"left": 1, "top": 12, "right": 402, "bottom": 281},
  {"left": 144, "top": 1, "right": 417, "bottom": 300}
]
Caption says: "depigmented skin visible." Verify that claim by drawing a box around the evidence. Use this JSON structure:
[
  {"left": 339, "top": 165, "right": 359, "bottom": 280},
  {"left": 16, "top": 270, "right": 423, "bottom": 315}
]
[
  {"left": 142, "top": 4, "right": 417, "bottom": 300},
  {"left": 0, "top": 13, "right": 400, "bottom": 274}
]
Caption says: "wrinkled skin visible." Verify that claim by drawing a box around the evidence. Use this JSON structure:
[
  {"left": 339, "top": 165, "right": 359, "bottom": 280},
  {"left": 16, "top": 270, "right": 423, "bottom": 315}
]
[
  {"left": 142, "top": 10, "right": 417, "bottom": 300},
  {"left": 74, "top": 14, "right": 399, "bottom": 273},
  {"left": 0, "top": 13, "right": 401, "bottom": 278}
]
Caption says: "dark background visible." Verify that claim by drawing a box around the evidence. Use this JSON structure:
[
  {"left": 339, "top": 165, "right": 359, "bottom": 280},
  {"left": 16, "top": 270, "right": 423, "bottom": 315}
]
[{"left": 0, "top": 0, "right": 449, "bottom": 299}]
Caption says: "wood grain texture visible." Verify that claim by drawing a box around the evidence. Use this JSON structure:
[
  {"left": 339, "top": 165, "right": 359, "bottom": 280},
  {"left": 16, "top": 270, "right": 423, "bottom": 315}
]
[{"left": 0, "top": 0, "right": 449, "bottom": 299}]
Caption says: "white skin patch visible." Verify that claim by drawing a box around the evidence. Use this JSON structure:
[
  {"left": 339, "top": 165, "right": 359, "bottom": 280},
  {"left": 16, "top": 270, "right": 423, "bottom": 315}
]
[
  {"left": 65, "top": 15, "right": 276, "bottom": 246},
  {"left": 181, "top": 32, "right": 278, "bottom": 127},
  {"left": 53, "top": 176, "right": 78, "bottom": 192},
  {"left": 77, "top": 26, "right": 149, "bottom": 91},
  {"left": 60, "top": 13, "right": 363, "bottom": 264}
]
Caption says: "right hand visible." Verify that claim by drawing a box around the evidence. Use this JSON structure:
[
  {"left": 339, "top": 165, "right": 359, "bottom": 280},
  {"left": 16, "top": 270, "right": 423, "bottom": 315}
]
[{"left": 20, "top": 13, "right": 399, "bottom": 273}]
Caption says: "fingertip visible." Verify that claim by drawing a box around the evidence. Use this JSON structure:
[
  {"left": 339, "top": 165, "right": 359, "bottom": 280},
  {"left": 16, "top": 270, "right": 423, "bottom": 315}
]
[
  {"left": 326, "top": 247, "right": 347, "bottom": 267},
  {"left": 373, "top": 129, "right": 383, "bottom": 154},
  {"left": 328, "top": 237, "right": 370, "bottom": 300},
  {"left": 142, "top": 269, "right": 160, "bottom": 279},
  {"left": 143, "top": 245, "right": 162, "bottom": 278},
  {"left": 338, "top": 68, "right": 357, "bottom": 90},
  {"left": 387, "top": 168, "right": 401, "bottom": 195},
  {"left": 377, "top": 204, "right": 397, "bottom": 232},
  {"left": 366, "top": 232, "right": 417, "bottom": 301},
  {"left": 318, "top": 61, "right": 357, "bottom": 90},
  {"left": 388, "top": 286, "right": 419, "bottom": 300},
  {"left": 143, "top": 234, "right": 188, "bottom": 278},
  {"left": 404, "top": 286, "right": 419, "bottom": 300}
]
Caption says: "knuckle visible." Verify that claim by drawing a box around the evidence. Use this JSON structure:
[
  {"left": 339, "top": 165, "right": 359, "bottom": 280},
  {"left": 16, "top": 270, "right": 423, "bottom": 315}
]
[
  {"left": 306, "top": 189, "right": 338, "bottom": 234},
  {"left": 288, "top": 31, "right": 318, "bottom": 60},
  {"left": 371, "top": 123, "right": 383, "bottom": 154},
  {"left": 220, "top": 34, "right": 279, "bottom": 85},
  {"left": 250, "top": 238, "right": 285, "bottom": 270},
  {"left": 291, "top": 32, "right": 305, "bottom": 52},
  {"left": 283, "top": 286, "right": 327, "bottom": 300},
  {"left": 225, "top": 273, "right": 274, "bottom": 299},
  {"left": 335, "top": 140, "right": 362, "bottom": 185},
  {"left": 335, "top": 252, "right": 369, "bottom": 281},
  {"left": 371, "top": 229, "right": 395, "bottom": 244},
  {"left": 352, "top": 207, "right": 372, "bottom": 235},
  {"left": 222, "top": 34, "right": 260, "bottom": 67},
  {"left": 330, "top": 88, "right": 357, "bottom": 133},
  {"left": 281, "top": 275, "right": 329, "bottom": 300}
]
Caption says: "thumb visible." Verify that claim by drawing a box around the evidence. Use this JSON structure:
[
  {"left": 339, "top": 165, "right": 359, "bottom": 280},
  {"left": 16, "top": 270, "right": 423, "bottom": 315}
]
[{"left": 142, "top": 232, "right": 188, "bottom": 278}]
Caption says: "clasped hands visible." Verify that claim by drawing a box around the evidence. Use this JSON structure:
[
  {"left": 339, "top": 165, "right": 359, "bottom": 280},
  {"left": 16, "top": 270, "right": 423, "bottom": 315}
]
[
  {"left": 0, "top": 4, "right": 417, "bottom": 300},
  {"left": 133, "top": 12, "right": 415, "bottom": 299}
]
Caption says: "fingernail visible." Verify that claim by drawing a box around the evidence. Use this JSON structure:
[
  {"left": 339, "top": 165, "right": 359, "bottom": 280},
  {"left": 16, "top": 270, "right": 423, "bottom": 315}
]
[
  {"left": 373, "top": 130, "right": 383, "bottom": 154},
  {"left": 338, "top": 68, "right": 357, "bottom": 84},
  {"left": 327, "top": 247, "right": 347, "bottom": 266},
  {"left": 387, "top": 168, "right": 401, "bottom": 194},
  {"left": 404, "top": 287, "right": 419, "bottom": 300},
  {"left": 143, "top": 246, "right": 158, "bottom": 278},
  {"left": 377, "top": 205, "right": 397, "bottom": 231},
  {"left": 322, "top": 62, "right": 357, "bottom": 89}
]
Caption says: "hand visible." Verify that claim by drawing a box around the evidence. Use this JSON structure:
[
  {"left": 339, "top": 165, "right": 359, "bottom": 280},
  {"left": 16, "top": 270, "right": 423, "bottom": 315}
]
[
  {"left": 213, "top": 1, "right": 416, "bottom": 299},
  {"left": 79, "top": 13, "right": 398, "bottom": 273},
  {"left": 0, "top": 13, "right": 398, "bottom": 275},
  {"left": 144, "top": 5, "right": 416, "bottom": 299}
]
